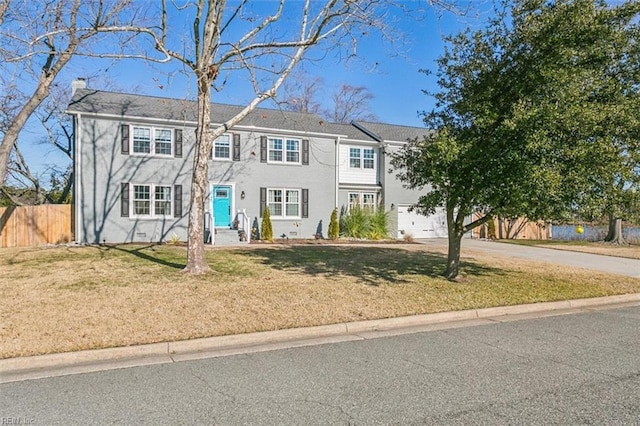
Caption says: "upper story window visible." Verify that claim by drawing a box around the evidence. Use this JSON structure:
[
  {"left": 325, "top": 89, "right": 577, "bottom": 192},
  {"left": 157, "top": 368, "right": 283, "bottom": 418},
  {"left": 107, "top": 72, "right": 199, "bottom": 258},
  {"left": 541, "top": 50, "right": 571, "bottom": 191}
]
[
  {"left": 131, "top": 126, "right": 173, "bottom": 156},
  {"left": 349, "top": 148, "right": 361, "bottom": 168},
  {"left": 363, "top": 148, "right": 375, "bottom": 169},
  {"left": 269, "top": 137, "right": 300, "bottom": 164},
  {"left": 213, "top": 134, "right": 231, "bottom": 159},
  {"left": 349, "top": 147, "right": 375, "bottom": 169}
]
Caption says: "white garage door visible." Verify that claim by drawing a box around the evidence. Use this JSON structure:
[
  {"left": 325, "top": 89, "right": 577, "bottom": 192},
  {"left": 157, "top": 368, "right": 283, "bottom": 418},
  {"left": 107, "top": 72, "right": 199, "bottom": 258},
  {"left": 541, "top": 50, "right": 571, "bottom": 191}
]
[{"left": 397, "top": 205, "right": 448, "bottom": 239}]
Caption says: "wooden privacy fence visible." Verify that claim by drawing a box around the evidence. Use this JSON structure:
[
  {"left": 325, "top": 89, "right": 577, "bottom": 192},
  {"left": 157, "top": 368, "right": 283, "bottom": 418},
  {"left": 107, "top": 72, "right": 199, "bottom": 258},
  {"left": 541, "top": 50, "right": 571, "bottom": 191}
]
[
  {"left": 0, "top": 204, "right": 72, "bottom": 248},
  {"left": 471, "top": 214, "right": 551, "bottom": 240}
]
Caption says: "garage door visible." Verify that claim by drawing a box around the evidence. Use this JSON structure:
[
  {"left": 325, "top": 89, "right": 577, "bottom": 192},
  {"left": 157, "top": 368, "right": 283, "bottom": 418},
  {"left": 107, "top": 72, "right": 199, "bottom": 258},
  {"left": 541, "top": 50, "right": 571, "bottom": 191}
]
[{"left": 397, "top": 205, "right": 448, "bottom": 239}]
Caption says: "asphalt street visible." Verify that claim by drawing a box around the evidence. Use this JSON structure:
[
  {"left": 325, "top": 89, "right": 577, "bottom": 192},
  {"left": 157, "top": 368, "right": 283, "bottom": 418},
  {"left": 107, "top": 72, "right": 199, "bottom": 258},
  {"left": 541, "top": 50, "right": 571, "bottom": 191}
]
[
  {"left": 418, "top": 238, "right": 640, "bottom": 278},
  {"left": 2, "top": 305, "right": 640, "bottom": 425}
]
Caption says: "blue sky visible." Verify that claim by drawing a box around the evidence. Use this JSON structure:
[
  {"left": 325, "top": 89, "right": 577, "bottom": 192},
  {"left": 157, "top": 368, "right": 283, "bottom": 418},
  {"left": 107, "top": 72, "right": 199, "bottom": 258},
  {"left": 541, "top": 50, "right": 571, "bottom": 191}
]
[{"left": 18, "top": 1, "right": 494, "bottom": 181}]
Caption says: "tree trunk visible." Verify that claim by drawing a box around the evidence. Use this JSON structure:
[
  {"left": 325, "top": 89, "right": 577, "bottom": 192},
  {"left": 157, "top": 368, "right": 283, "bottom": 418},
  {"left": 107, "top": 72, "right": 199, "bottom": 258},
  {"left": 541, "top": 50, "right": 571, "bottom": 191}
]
[
  {"left": 604, "top": 215, "right": 627, "bottom": 245},
  {"left": 445, "top": 231, "right": 463, "bottom": 280},
  {"left": 444, "top": 205, "right": 463, "bottom": 281},
  {"left": 184, "top": 77, "right": 213, "bottom": 274}
]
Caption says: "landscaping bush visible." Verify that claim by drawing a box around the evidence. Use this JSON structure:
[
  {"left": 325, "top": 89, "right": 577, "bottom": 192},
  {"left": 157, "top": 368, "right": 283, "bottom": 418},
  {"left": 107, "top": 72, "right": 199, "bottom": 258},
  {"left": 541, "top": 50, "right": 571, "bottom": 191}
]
[
  {"left": 328, "top": 208, "right": 339, "bottom": 240},
  {"left": 367, "top": 208, "right": 389, "bottom": 240},
  {"left": 340, "top": 206, "right": 389, "bottom": 240},
  {"left": 261, "top": 208, "right": 273, "bottom": 242}
]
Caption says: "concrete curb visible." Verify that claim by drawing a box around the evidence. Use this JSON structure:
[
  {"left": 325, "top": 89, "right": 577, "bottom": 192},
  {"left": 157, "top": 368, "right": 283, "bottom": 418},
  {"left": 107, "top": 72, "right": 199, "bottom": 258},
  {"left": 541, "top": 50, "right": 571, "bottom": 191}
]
[{"left": 2, "top": 293, "right": 640, "bottom": 383}]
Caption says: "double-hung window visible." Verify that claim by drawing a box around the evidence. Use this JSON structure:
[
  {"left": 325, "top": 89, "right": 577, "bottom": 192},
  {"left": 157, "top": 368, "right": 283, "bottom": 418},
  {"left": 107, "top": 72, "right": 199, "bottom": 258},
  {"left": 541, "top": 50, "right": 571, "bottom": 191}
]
[
  {"left": 268, "top": 137, "right": 301, "bottom": 164},
  {"left": 349, "top": 147, "right": 375, "bottom": 169},
  {"left": 348, "top": 192, "right": 376, "bottom": 211},
  {"left": 132, "top": 184, "right": 172, "bottom": 217},
  {"left": 269, "top": 138, "right": 283, "bottom": 162},
  {"left": 213, "top": 134, "right": 231, "bottom": 159},
  {"left": 132, "top": 127, "right": 151, "bottom": 154},
  {"left": 131, "top": 126, "right": 173, "bottom": 156},
  {"left": 154, "top": 129, "right": 172, "bottom": 155},
  {"left": 362, "top": 193, "right": 376, "bottom": 211},
  {"left": 267, "top": 188, "right": 300, "bottom": 218},
  {"left": 349, "top": 148, "right": 361, "bottom": 168},
  {"left": 286, "top": 139, "right": 300, "bottom": 163},
  {"left": 363, "top": 148, "right": 375, "bottom": 169},
  {"left": 133, "top": 185, "right": 151, "bottom": 215},
  {"left": 348, "top": 193, "right": 361, "bottom": 210}
]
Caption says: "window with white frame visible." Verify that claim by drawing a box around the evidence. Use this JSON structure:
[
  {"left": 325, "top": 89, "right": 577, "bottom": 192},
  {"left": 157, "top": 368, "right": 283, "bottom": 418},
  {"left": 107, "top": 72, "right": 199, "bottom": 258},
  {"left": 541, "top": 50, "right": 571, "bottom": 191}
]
[
  {"left": 213, "top": 134, "right": 231, "bottom": 159},
  {"left": 349, "top": 148, "right": 361, "bottom": 168},
  {"left": 154, "top": 129, "right": 172, "bottom": 155},
  {"left": 349, "top": 147, "right": 375, "bottom": 169},
  {"left": 348, "top": 192, "right": 376, "bottom": 211},
  {"left": 132, "top": 184, "right": 172, "bottom": 217},
  {"left": 268, "top": 188, "right": 300, "bottom": 218},
  {"left": 131, "top": 126, "right": 172, "bottom": 156},
  {"left": 286, "top": 139, "right": 300, "bottom": 163},
  {"left": 269, "top": 137, "right": 300, "bottom": 164},
  {"left": 362, "top": 193, "right": 376, "bottom": 211},
  {"left": 132, "top": 127, "right": 151, "bottom": 154},
  {"left": 363, "top": 148, "right": 375, "bottom": 169}
]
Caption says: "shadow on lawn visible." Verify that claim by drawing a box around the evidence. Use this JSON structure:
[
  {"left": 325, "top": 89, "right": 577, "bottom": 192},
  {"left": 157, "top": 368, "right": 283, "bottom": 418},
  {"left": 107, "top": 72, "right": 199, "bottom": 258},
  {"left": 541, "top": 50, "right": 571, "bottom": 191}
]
[
  {"left": 238, "top": 246, "right": 503, "bottom": 286},
  {"left": 104, "top": 244, "right": 186, "bottom": 269}
]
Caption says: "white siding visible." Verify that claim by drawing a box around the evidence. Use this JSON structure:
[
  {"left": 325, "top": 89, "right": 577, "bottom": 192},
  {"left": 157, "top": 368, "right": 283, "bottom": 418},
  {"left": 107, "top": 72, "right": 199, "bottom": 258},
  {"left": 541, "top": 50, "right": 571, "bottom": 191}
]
[{"left": 339, "top": 144, "right": 377, "bottom": 185}]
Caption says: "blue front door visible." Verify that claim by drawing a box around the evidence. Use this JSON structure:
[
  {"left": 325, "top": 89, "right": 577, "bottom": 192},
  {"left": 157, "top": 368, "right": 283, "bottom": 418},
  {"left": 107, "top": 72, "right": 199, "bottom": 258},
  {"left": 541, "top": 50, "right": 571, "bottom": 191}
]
[{"left": 213, "top": 186, "right": 231, "bottom": 227}]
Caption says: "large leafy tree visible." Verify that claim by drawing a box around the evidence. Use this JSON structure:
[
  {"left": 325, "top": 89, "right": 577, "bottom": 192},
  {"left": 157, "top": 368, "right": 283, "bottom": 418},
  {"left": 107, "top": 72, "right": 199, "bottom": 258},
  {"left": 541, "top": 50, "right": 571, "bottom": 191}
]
[{"left": 392, "top": 0, "right": 640, "bottom": 280}]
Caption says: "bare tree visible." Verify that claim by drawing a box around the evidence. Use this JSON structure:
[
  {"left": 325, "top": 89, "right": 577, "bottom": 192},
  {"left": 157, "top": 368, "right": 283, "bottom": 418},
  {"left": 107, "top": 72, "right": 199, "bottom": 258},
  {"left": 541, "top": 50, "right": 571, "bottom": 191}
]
[
  {"left": 279, "top": 72, "right": 379, "bottom": 124},
  {"left": 330, "top": 84, "right": 378, "bottom": 124},
  {"left": 151, "top": 0, "right": 409, "bottom": 274},
  {"left": 0, "top": 0, "right": 170, "bottom": 184},
  {"left": 279, "top": 70, "right": 324, "bottom": 114}
]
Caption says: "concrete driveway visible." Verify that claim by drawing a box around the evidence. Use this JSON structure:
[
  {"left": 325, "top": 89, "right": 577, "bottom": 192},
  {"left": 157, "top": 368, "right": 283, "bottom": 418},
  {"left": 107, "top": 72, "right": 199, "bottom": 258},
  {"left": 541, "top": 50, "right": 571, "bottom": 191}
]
[{"left": 417, "top": 238, "right": 640, "bottom": 278}]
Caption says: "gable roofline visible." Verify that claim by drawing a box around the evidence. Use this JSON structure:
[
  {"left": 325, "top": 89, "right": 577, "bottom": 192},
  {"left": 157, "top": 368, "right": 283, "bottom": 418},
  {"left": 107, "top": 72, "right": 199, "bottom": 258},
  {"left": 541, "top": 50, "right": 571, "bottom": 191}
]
[
  {"left": 351, "top": 120, "right": 383, "bottom": 142},
  {"left": 352, "top": 120, "right": 433, "bottom": 145}
]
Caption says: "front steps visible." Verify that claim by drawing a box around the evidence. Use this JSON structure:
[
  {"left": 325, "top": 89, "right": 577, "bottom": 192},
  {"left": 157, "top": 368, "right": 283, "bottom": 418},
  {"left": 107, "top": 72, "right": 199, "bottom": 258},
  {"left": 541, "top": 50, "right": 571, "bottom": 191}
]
[{"left": 211, "top": 228, "right": 249, "bottom": 246}]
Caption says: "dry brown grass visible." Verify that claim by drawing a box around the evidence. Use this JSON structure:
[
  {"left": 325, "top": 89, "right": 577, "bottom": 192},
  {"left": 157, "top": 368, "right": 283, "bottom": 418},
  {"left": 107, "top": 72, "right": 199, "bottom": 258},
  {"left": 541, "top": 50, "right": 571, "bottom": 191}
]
[
  {"left": 502, "top": 239, "right": 640, "bottom": 260},
  {"left": 2, "top": 243, "right": 639, "bottom": 359}
]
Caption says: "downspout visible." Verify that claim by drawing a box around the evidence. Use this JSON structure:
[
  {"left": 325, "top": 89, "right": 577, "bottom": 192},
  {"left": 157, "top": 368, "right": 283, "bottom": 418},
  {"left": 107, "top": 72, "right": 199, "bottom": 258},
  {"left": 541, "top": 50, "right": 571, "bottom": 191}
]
[
  {"left": 73, "top": 113, "right": 82, "bottom": 244},
  {"left": 335, "top": 136, "right": 341, "bottom": 208}
]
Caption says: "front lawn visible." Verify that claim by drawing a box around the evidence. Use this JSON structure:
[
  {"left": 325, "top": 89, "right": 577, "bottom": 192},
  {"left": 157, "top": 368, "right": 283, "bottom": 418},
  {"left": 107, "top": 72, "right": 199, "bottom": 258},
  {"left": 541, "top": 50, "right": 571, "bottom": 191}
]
[{"left": 1, "top": 243, "right": 639, "bottom": 359}]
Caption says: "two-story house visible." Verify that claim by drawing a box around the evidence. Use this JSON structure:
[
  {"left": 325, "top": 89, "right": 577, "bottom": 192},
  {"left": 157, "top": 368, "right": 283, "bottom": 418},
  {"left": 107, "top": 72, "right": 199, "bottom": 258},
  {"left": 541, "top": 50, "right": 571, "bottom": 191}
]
[{"left": 67, "top": 80, "right": 447, "bottom": 244}]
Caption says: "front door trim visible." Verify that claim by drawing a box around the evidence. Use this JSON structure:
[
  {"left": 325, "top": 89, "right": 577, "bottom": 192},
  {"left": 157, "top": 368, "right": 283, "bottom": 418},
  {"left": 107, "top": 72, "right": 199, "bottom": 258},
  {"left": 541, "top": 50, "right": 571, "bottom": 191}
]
[{"left": 211, "top": 182, "right": 236, "bottom": 228}]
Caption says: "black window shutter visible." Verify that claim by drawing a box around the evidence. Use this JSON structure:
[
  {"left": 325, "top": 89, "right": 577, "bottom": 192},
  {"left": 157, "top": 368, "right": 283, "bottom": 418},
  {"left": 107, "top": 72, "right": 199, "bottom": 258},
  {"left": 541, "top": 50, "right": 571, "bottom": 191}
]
[
  {"left": 121, "top": 183, "right": 130, "bottom": 217},
  {"left": 302, "top": 188, "right": 309, "bottom": 218},
  {"left": 233, "top": 134, "right": 241, "bottom": 161},
  {"left": 302, "top": 139, "right": 309, "bottom": 165},
  {"left": 174, "top": 129, "right": 183, "bottom": 158},
  {"left": 260, "top": 187, "right": 266, "bottom": 217},
  {"left": 260, "top": 136, "right": 267, "bottom": 162},
  {"left": 121, "top": 124, "right": 130, "bottom": 155},
  {"left": 174, "top": 184, "right": 182, "bottom": 218}
]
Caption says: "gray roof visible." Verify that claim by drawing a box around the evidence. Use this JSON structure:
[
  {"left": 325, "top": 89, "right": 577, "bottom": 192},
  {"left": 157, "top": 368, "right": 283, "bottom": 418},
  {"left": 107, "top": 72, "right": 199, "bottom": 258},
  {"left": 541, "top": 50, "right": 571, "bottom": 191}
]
[
  {"left": 67, "top": 89, "right": 426, "bottom": 143},
  {"left": 353, "top": 120, "right": 433, "bottom": 143},
  {"left": 68, "top": 89, "right": 377, "bottom": 139}
]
